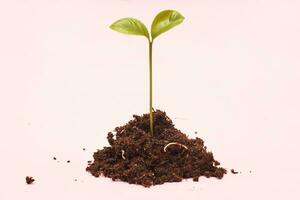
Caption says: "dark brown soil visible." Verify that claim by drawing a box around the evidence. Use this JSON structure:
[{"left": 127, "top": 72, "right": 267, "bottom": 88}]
[
  {"left": 25, "top": 176, "right": 35, "bottom": 184},
  {"left": 86, "top": 110, "right": 226, "bottom": 187},
  {"left": 231, "top": 169, "right": 238, "bottom": 174}
]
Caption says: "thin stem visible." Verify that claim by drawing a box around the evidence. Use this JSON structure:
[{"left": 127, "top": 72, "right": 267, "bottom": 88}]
[{"left": 149, "top": 40, "right": 153, "bottom": 135}]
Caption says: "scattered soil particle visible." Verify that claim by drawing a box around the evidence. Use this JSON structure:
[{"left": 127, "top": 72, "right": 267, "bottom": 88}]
[
  {"left": 193, "top": 177, "right": 199, "bottom": 182},
  {"left": 86, "top": 110, "right": 226, "bottom": 187},
  {"left": 231, "top": 169, "right": 238, "bottom": 174},
  {"left": 87, "top": 160, "right": 92, "bottom": 164},
  {"left": 83, "top": 148, "right": 86, "bottom": 151},
  {"left": 53, "top": 157, "right": 56, "bottom": 160},
  {"left": 249, "top": 170, "right": 252, "bottom": 173},
  {"left": 26, "top": 176, "right": 35, "bottom": 184},
  {"left": 74, "top": 179, "right": 77, "bottom": 181},
  {"left": 67, "top": 160, "right": 70, "bottom": 163}
]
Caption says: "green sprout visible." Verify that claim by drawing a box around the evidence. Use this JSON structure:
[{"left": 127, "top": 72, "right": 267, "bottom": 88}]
[{"left": 110, "top": 10, "right": 185, "bottom": 135}]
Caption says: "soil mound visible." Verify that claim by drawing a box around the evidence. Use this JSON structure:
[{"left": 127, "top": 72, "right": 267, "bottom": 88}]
[{"left": 86, "top": 110, "right": 226, "bottom": 187}]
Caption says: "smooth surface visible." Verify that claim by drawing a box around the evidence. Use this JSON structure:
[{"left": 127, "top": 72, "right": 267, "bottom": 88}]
[{"left": 0, "top": 0, "right": 300, "bottom": 199}]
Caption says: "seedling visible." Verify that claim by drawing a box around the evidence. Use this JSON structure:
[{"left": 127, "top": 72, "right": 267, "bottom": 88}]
[
  {"left": 88, "top": 13, "right": 227, "bottom": 186},
  {"left": 110, "top": 10, "right": 185, "bottom": 135}
]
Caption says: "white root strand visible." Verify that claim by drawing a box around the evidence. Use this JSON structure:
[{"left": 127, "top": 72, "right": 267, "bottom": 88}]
[
  {"left": 121, "top": 150, "right": 126, "bottom": 160},
  {"left": 163, "top": 142, "right": 188, "bottom": 152}
]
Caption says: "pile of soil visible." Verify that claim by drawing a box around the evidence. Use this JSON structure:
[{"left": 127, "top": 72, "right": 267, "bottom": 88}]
[{"left": 86, "top": 110, "right": 226, "bottom": 187}]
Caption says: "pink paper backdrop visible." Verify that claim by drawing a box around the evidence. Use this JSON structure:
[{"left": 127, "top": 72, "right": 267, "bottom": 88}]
[{"left": 0, "top": 0, "right": 300, "bottom": 199}]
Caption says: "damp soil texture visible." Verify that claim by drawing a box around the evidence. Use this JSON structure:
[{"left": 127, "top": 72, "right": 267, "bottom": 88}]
[{"left": 86, "top": 110, "right": 226, "bottom": 187}]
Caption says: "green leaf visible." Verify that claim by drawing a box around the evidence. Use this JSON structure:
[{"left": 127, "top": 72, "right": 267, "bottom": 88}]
[
  {"left": 151, "top": 10, "right": 184, "bottom": 40},
  {"left": 110, "top": 18, "right": 149, "bottom": 39}
]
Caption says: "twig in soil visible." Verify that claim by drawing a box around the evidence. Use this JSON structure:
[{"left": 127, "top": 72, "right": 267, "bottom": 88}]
[
  {"left": 163, "top": 142, "right": 188, "bottom": 152},
  {"left": 121, "top": 150, "right": 126, "bottom": 160}
]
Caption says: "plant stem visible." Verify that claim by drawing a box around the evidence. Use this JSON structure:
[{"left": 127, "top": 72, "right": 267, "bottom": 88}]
[{"left": 149, "top": 40, "right": 153, "bottom": 135}]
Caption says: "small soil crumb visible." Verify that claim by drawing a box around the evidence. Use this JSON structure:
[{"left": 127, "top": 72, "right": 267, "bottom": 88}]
[
  {"left": 83, "top": 148, "right": 86, "bottom": 151},
  {"left": 53, "top": 157, "right": 56, "bottom": 160},
  {"left": 231, "top": 169, "right": 238, "bottom": 174},
  {"left": 193, "top": 177, "right": 199, "bottom": 182},
  {"left": 86, "top": 110, "right": 226, "bottom": 187},
  {"left": 87, "top": 160, "right": 92, "bottom": 164},
  {"left": 67, "top": 160, "right": 70, "bottom": 163},
  {"left": 249, "top": 170, "right": 252, "bottom": 173},
  {"left": 195, "top": 131, "right": 198, "bottom": 134},
  {"left": 74, "top": 179, "right": 77, "bottom": 181},
  {"left": 26, "top": 176, "right": 35, "bottom": 184}
]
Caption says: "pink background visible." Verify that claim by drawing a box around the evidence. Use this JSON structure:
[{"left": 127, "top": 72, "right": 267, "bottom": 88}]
[{"left": 0, "top": 0, "right": 300, "bottom": 199}]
